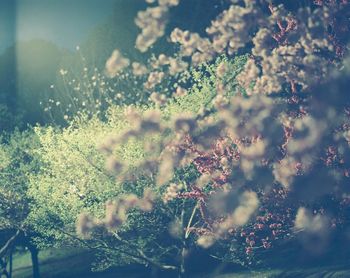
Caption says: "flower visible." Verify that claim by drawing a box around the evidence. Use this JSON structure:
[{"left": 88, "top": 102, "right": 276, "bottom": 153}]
[{"left": 105, "top": 50, "right": 130, "bottom": 78}]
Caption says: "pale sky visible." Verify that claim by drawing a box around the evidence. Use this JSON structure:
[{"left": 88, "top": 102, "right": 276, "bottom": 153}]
[{"left": 0, "top": 0, "right": 118, "bottom": 53}]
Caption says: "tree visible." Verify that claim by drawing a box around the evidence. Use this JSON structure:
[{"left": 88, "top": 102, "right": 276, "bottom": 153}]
[
  {"left": 87, "top": 0, "right": 350, "bottom": 275},
  {"left": 0, "top": 130, "right": 42, "bottom": 277},
  {"left": 2, "top": 0, "right": 350, "bottom": 277}
]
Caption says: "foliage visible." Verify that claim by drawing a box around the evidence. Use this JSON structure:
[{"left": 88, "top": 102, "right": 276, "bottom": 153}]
[
  {"left": 21, "top": 54, "right": 244, "bottom": 272},
  {"left": 2, "top": 1, "right": 350, "bottom": 277},
  {"left": 0, "top": 130, "right": 41, "bottom": 230},
  {"left": 0, "top": 129, "right": 43, "bottom": 276}
]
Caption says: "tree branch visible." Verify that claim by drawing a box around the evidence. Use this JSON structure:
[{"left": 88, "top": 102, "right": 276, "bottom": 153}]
[{"left": 0, "top": 230, "right": 21, "bottom": 258}]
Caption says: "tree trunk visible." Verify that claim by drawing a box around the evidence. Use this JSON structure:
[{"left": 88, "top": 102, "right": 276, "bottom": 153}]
[
  {"left": 179, "top": 247, "right": 187, "bottom": 278},
  {"left": 179, "top": 198, "right": 188, "bottom": 278},
  {"left": 29, "top": 246, "right": 40, "bottom": 278},
  {"left": 0, "top": 258, "right": 9, "bottom": 278},
  {"left": 8, "top": 251, "right": 12, "bottom": 278}
]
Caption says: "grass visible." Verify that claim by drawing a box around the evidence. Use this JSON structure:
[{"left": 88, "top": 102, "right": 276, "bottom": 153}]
[
  {"left": 12, "top": 248, "right": 145, "bottom": 278},
  {"left": 212, "top": 264, "right": 350, "bottom": 278},
  {"left": 13, "top": 248, "right": 95, "bottom": 278},
  {"left": 11, "top": 248, "right": 350, "bottom": 278}
]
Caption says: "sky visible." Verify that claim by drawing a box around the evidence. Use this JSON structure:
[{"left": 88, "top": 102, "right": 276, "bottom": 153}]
[{"left": 0, "top": 0, "right": 118, "bottom": 53}]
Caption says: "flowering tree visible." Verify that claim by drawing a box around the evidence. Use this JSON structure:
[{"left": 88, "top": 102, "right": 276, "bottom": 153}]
[
  {"left": 10, "top": 0, "right": 350, "bottom": 277},
  {"left": 84, "top": 0, "right": 350, "bottom": 275}
]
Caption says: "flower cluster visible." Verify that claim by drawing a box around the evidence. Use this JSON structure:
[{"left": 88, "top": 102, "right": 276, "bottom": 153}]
[
  {"left": 77, "top": 189, "right": 155, "bottom": 237},
  {"left": 105, "top": 50, "right": 130, "bottom": 78},
  {"left": 135, "top": 0, "right": 180, "bottom": 52},
  {"left": 140, "top": 0, "right": 349, "bottom": 96}
]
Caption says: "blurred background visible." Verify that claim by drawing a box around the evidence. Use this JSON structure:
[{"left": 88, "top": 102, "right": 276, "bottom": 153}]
[{"left": 0, "top": 0, "right": 226, "bottom": 130}]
